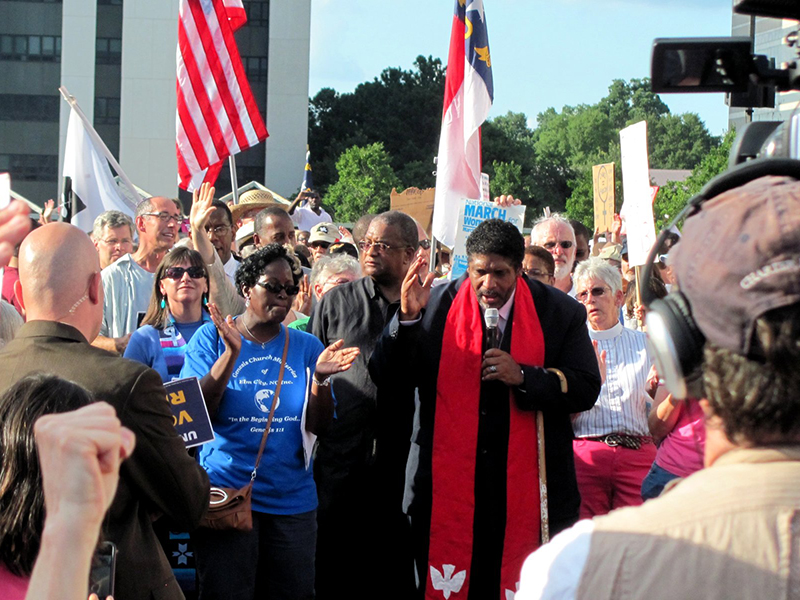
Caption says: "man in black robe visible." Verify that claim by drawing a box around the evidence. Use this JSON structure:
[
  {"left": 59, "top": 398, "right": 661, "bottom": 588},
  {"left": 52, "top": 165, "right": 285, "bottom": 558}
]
[{"left": 370, "top": 219, "right": 601, "bottom": 599}]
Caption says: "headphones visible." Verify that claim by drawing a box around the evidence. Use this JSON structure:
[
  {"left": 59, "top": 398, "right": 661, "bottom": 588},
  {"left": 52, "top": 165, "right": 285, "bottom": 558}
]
[{"left": 641, "top": 158, "right": 800, "bottom": 400}]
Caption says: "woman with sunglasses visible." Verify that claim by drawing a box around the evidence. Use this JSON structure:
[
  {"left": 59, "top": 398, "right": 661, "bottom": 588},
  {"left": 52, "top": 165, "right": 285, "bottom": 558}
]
[
  {"left": 180, "top": 244, "right": 358, "bottom": 600},
  {"left": 124, "top": 247, "right": 211, "bottom": 381}
]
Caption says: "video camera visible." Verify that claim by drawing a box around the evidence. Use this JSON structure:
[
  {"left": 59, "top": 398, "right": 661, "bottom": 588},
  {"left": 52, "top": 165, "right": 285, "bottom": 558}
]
[{"left": 650, "top": 0, "right": 800, "bottom": 165}]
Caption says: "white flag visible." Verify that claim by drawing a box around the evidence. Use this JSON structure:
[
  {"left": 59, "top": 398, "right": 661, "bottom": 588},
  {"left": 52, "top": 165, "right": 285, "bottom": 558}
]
[{"left": 62, "top": 108, "right": 135, "bottom": 232}]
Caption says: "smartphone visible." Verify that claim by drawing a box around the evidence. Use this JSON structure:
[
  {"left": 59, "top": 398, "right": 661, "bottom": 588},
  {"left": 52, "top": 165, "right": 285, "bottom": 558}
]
[{"left": 89, "top": 541, "right": 117, "bottom": 599}]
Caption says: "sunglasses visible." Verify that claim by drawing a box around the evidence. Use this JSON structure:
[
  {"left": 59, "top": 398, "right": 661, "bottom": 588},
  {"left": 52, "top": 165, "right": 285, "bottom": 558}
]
[
  {"left": 543, "top": 240, "right": 574, "bottom": 251},
  {"left": 525, "top": 268, "right": 553, "bottom": 279},
  {"left": 418, "top": 239, "right": 431, "bottom": 250},
  {"left": 256, "top": 281, "right": 300, "bottom": 296},
  {"left": 163, "top": 266, "right": 206, "bottom": 280},
  {"left": 576, "top": 286, "right": 611, "bottom": 303}
]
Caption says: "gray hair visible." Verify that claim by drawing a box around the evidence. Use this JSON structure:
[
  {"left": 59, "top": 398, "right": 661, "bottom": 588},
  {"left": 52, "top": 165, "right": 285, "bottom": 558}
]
[
  {"left": 135, "top": 196, "right": 182, "bottom": 219},
  {"left": 531, "top": 213, "right": 575, "bottom": 244},
  {"left": 310, "top": 253, "right": 361, "bottom": 288},
  {"left": 0, "top": 300, "right": 23, "bottom": 349},
  {"left": 574, "top": 257, "right": 623, "bottom": 295},
  {"left": 91, "top": 210, "right": 134, "bottom": 241}
]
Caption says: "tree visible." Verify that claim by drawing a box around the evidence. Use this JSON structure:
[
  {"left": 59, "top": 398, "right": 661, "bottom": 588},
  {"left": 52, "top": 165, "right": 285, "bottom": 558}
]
[
  {"left": 323, "top": 143, "right": 401, "bottom": 222},
  {"left": 654, "top": 129, "right": 736, "bottom": 228},
  {"left": 308, "top": 56, "right": 445, "bottom": 195}
]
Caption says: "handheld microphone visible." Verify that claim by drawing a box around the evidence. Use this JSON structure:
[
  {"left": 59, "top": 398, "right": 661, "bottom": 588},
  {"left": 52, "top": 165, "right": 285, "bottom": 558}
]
[{"left": 484, "top": 308, "right": 499, "bottom": 350}]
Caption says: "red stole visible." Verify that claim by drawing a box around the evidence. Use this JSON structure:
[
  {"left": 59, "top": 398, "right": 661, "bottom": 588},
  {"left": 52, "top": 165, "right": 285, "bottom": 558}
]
[{"left": 427, "top": 277, "right": 545, "bottom": 600}]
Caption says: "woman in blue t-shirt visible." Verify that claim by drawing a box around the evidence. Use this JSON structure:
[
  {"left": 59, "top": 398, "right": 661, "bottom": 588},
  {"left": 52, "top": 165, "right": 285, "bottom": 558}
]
[
  {"left": 181, "top": 244, "right": 358, "bottom": 600},
  {"left": 124, "top": 247, "right": 211, "bottom": 381}
]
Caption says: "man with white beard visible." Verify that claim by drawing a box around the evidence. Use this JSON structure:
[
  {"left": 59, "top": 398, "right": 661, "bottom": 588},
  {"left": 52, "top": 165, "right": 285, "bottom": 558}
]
[{"left": 531, "top": 214, "right": 577, "bottom": 296}]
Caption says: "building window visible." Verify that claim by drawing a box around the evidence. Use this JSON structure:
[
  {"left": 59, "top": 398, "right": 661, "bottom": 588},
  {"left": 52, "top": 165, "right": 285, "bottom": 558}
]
[
  {"left": 243, "top": 56, "right": 268, "bottom": 82},
  {"left": 0, "top": 95, "right": 59, "bottom": 122},
  {"left": 244, "top": 1, "right": 269, "bottom": 27},
  {"left": 0, "top": 35, "right": 61, "bottom": 62},
  {"left": 96, "top": 37, "right": 122, "bottom": 65},
  {"left": 95, "top": 97, "right": 121, "bottom": 125},
  {"left": 0, "top": 154, "right": 59, "bottom": 182},
  {"left": 97, "top": 0, "right": 122, "bottom": 4}
]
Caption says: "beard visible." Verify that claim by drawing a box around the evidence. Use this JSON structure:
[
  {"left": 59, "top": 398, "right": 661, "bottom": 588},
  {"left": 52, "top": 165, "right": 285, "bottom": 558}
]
[{"left": 554, "top": 260, "right": 573, "bottom": 280}]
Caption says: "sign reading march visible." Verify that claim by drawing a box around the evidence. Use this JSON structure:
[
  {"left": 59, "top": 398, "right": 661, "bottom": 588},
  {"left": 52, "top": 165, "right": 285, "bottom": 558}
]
[
  {"left": 451, "top": 199, "right": 526, "bottom": 277},
  {"left": 164, "top": 377, "right": 214, "bottom": 448}
]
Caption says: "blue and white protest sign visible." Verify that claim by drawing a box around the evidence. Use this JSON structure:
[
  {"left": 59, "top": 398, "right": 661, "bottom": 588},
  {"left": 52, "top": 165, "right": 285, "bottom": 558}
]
[{"left": 450, "top": 199, "right": 526, "bottom": 277}]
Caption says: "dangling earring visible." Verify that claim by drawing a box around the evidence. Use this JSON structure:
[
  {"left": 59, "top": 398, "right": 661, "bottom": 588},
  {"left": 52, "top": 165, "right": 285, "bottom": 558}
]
[
  {"left": 245, "top": 296, "right": 250, "bottom": 307},
  {"left": 203, "top": 295, "right": 209, "bottom": 306},
  {"left": 160, "top": 298, "right": 166, "bottom": 309}
]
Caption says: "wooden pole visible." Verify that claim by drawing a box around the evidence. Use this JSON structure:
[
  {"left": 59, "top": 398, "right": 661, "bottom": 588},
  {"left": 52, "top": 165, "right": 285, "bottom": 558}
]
[
  {"left": 537, "top": 411, "right": 549, "bottom": 544},
  {"left": 635, "top": 265, "right": 644, "bottom": 329}
]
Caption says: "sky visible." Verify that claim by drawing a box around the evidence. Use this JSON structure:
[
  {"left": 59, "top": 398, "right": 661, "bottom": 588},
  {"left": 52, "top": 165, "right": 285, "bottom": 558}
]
[{"left": 308, "top": 0, "right": 735, "bottom": 136}]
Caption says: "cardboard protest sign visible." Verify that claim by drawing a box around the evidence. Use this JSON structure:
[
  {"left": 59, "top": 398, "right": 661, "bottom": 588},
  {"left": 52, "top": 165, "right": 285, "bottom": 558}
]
[
  {"left": 450, "top": 199, "right": 526, "bottom": 277},
  {"left": 592, "top": 163, "right": 615, "bottom": 233},
  {"left": 390, "top": 187, "right": 435, "bottom": 236},
  {"left": 164, "top": 377, "right": 214, "bottom": 448},
  {"left": 619, "top": 121, "right": 656, "bottom": 267}
]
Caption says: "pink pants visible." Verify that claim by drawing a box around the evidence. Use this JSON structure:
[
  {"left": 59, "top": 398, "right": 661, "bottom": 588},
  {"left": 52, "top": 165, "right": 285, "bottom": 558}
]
[{"left": 573, "top": 438, "right": 657, "bottom": 519}]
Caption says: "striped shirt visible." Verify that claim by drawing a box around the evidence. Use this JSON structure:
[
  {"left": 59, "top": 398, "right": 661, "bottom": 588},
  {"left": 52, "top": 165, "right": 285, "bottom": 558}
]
[{"left": 572, "top": 322, "right": 652, "bottom": 437}]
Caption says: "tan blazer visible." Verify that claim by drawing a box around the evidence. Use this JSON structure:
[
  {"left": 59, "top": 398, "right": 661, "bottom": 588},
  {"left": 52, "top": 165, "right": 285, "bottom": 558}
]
[{"left": 577, "top": 446, "right": 800, "bottom": 600}]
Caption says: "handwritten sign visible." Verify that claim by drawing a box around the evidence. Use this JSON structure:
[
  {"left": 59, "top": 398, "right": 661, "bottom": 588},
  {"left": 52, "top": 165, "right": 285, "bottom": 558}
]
[
  {"left": 164, "top": 377, "right": 214, "bottom": 448},
  {"left": 592, "top": 163, "right": 615, "bottom": 233},
  {"left": 451, "top": 199, "right": 526, "bottom": 277},
  {"left": 619, "top": 121, "right": 656, "bottom": 267}
]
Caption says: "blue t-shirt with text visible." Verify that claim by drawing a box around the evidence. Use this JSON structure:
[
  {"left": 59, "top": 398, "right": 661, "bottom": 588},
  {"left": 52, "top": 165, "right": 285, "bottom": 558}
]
[{"left": 181, "top": 322, "right": 324, "bottom": 515}]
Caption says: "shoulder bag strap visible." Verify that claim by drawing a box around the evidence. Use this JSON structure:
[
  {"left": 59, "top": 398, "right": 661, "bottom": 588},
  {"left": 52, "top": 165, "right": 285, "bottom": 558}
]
[{"left": 249, "top": 327, "right": 291, "bottom": 480}]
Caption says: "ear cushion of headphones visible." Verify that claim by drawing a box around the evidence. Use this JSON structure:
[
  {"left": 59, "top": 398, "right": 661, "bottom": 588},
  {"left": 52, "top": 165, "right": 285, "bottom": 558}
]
[{"left": 647, "top": 293, "right": 706, "bottom": 399}]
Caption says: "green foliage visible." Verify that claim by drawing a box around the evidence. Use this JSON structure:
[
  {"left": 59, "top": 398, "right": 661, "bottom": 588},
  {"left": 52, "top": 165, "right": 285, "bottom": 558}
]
[
  {"left": 308, "top": 56, "right": 445, "bottom": 195},
  {"left": 654, "top": 129, "right": 736, "bottom": 228},
  {"left": 310, "top": 71, "right": 720, "bottom": 232},
  {"left": 323, "top": 143, "right": 401, "bottom": 222},
  {"left": 490, "top": 160, "right": 524, "bottom": 196}
]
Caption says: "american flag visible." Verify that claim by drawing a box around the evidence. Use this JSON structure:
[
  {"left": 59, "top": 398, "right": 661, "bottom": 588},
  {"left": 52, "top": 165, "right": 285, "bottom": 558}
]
[
  {"left": 431, "top": 0, "right": 494, "bottom": 249},
  {"left": 176, "top": 0, "right": 268, "bottom": 191}
]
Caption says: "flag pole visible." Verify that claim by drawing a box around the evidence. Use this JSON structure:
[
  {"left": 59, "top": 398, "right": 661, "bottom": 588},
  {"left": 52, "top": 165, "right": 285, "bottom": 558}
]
[
  {"left": 229, "top": 155, "right": 239, "bottom": 204},
  {"left": 58, "top": 86, "right": 140, "bottom": 210}
]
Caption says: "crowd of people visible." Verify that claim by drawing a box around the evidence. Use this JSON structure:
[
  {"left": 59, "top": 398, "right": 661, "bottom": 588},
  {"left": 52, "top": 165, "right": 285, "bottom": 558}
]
[{"left": 0, "top": 166, "right": 798, "bottom": 600}]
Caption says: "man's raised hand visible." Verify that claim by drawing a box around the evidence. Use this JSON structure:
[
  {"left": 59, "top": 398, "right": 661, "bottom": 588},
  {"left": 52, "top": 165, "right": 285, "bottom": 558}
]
[{"left": 400, "top": 255, "right": 435, "bottom": 321}]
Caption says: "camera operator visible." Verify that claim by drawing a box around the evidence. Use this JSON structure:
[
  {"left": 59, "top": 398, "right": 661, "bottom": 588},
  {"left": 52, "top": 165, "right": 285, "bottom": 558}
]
[{"left": 516, "top": 173, "right": 800, "bottom": 600}]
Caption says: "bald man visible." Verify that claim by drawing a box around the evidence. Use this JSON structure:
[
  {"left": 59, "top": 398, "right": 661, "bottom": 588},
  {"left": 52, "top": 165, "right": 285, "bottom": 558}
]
[{"left": 0, "top": 222, "right": 209, "bottom": 600}]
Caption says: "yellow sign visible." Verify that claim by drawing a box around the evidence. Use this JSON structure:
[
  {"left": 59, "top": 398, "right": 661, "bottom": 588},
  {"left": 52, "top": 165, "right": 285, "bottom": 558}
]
[{"left": 592, "top": 163, "right": 616, "bottom": 233}]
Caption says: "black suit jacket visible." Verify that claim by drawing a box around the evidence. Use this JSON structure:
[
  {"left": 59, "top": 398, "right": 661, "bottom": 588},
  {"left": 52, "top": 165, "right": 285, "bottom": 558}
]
[
  {"left": 369, "top": 275, "right": 601, "bottom": 531},
  {"left": 0, "top": 321, "right": 210, "bottom": 600}
]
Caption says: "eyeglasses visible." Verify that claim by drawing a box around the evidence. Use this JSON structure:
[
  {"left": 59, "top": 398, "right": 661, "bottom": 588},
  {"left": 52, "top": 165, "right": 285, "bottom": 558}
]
[
  {"left": 256, "top": 280, "right": 300, "bottom": 296},
  {"left": 418, "top": 239, "right": 431, "bottom": 250},
  {"left": 205, "top": 225, "right": 231, "bottom": 236},
  {"left": 357, "top": 240, "right": 407, "bottom": 253},
  {"left": 542, "top": 240, "right": 574, "bottom": 251},
  {"left": 576, "top": 286, "right": 611, "bottom": 303},
  {"left": 142, "top": 212, "right": 185, "bottom": 226},
  {"left": 100, "top": 237, "right": 132, "bottom": 247},
  {"left": 163, "top": 266, "right": 206, "bottom": 280},
  {"left": 525, "top": 268, "right": 553, "bottom": 279}
]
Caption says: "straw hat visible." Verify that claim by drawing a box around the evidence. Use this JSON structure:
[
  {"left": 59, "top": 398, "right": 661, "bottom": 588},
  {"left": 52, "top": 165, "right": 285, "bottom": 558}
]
[{"left": 230, "top": 189, "right": 284, "bottom": 222}]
